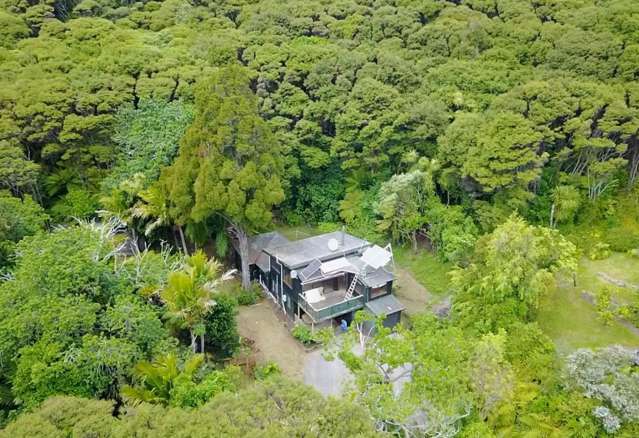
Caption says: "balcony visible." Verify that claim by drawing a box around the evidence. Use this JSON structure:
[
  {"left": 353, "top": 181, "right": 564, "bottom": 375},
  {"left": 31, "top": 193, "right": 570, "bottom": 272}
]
[{"left": 298, "top": 287, "right": 365, "bottom": 323}]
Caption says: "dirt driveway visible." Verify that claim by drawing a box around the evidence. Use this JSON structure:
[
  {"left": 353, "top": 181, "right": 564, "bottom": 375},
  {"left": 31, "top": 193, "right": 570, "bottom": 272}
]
[
  {"left": 237, "top": 299, "right": 353, "bottom": 395},
  {"left": 393, "top": 267, "right": 451, "bottom": 316},
  {"left": 237, "top": 300, "right": 306, "bottom": 379}
]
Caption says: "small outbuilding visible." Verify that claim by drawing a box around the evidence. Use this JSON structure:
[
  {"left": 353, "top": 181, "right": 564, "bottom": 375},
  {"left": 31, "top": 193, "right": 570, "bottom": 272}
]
[{"left": 365, "top": 294, "right": 405, "bottom": 328}]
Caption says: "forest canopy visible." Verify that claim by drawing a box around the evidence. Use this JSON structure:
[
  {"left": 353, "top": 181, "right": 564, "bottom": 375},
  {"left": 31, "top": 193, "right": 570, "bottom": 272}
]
[{"left": 1, "top": 0, "right": 639, "bottom": 437}]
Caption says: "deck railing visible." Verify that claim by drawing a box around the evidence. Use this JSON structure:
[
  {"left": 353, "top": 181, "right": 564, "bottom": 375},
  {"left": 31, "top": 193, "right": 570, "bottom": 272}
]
[{"left": 298, "top": 294, "right": 365, "bottom": 323}]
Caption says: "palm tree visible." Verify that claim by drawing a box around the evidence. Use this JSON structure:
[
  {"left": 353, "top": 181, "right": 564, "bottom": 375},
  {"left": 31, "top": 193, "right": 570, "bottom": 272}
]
[
  {"left": 160, "top": 250, "right": 234, "bottom": 353},
  {"left": 132, "top": 183, "right": 189, "bottom": 254},
  {"left": 122, "top": 353, "right": 204, "bottom": 406}
]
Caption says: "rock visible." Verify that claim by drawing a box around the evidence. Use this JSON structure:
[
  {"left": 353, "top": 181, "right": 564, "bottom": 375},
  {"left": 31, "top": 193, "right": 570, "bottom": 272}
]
[{"left": 433, "top": 296, "right": 452, "bottom": 318}]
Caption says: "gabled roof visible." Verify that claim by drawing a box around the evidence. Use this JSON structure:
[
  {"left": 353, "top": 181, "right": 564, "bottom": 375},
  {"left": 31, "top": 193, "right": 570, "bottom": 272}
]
[{"left": 264, "top": 231, "right": 370, "bottom": 269}]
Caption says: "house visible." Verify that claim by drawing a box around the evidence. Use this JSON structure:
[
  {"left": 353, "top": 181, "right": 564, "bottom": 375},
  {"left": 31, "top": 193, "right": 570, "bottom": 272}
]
[{"left": 233, "top": 230, "right": 404, "bottom": 329}]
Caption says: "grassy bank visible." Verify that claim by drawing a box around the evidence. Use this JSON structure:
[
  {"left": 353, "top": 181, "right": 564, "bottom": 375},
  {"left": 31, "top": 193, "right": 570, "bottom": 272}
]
[
  {"left": 538, "top": 253, "right": 639, "bottom": 354},
  {"left": 393, "top": 246, "right": 453, "bottom": 296}
]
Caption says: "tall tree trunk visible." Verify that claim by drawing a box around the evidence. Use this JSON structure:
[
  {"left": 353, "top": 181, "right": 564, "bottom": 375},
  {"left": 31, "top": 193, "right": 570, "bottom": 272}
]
[
  {"left": 628, "top": 139, "right": 639, "bottom": 187},
  {"left": 190, "top": 329, "right": 197, "bottom": 353},
  {"left": 200, "top": 333, "right": 205, "bottom": 354},
  {"left": 237, "top": 227, "right": 251, "bottom": 290},
  {"left": 549, "top": 203, "right": 555, "bottom": 228},
  {"left": 177, "top": 225, "right": 189, "bottom": 255},
  {"left": 224, "top": 219, "right": 251, "bottom": 290}
]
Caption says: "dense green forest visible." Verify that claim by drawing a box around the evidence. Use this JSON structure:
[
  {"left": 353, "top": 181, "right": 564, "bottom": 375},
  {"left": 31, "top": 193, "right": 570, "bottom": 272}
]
[{"left": 1, "top": 0, "right": 639, "bottom": 436}]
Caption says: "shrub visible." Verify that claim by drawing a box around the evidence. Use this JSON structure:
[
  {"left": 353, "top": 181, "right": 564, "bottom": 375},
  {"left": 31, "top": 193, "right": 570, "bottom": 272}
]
[
  {"left": 205, "top": 294, "right": 239, "bottom": 358},
  {"left": 595, "top": 286, "right": 615, "bottom": 325},
  {"left": 587, "top": 242, "right": 611, "bottom": 260},
  {"left": 237, "top": 283, "right": 262, "bottom": 306},
  {"left": 50, "top": 187, "right": 99, "bottom": 222},
  {"left": 221, "top": 281, "right": 262, "bottom": 306},
  {"left": 254, "top": 362, "right": 281, "bottom": 381},
  {"left": 291, "top": 325, "right": 315, "bottom": 345},
  {"left": 604, "top": 228, "right": 639, "bottom": 252},
  {"left": 566, "top": 346, "right": 639, "bottom": 431},
  {"left": 617, "top": 304, "right": 639, "bottom": 327}
]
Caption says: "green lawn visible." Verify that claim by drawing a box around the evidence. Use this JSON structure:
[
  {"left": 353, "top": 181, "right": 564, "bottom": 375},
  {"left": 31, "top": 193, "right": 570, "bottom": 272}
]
[
  {"left": 579, "top": 253, "right": 639, "bottom": 303},
  {"left": 393, "top": 246, "right": 453, "bottom": 296},
  {"left": 538, "top": 253, "right": 639, "bottom": 355}
]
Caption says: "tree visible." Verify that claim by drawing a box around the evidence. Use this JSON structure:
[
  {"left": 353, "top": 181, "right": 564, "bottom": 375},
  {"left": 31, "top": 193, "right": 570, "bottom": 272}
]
[
  {"left": 376, "top": 159, "right": 437, "bottom": 250},
  {"left": 470, "top": 331, "right": 514, "bottom": 420},
  {"left": 0, "top": 221, "right": 170, "bottom": 412},
  {"left": 160, "top": 250, "right": 229, "bottom": 353},
  {"left": 162, "top": 65, "right": 285, "bottom": 289},
  {"left": 0, "top": 141, "right": 39, "bottom": 197},
  {"left": 2, "top": 379, "right": 379, "bottom": 437},
  {"left": 451, "top": 216, "right": 578, "bottom": 332},
  {"left": 132, "top": 182, "right": 189, "bottom": 254},
  {"left": 105, "top": 100, "right": 194, "bottom": 192},
  {"left": 101, "top": 295, "right": 171, "bottom": 357},
  {"left": 439, "top": 112, "right": 546, "bottom": 199},
  {"left": 566, "top": 346, "right": 639, "bottom": 434},
  {"left": 549, "top": 185, "right": 582, "bottom": 227},
  {"left": 335, "top": 313, "right": 474, "bottom": 437},
  {"left": 0, "top": 192, "right": 48, "bottom": 268},
  {"left": 204, "top": 294, "right": 239, "bottom": 358},
  {"left": 121, "top": 353, "right": 238, "bottom": 408}
]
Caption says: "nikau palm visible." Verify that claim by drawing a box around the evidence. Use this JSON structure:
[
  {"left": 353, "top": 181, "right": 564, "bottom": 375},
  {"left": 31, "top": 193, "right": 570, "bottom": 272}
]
[
  {"left": 121, "top": 353, "right": 204, "bottom": 406},
  {"left": 160, "top": 250, "right": 235, "bottom": 353}
]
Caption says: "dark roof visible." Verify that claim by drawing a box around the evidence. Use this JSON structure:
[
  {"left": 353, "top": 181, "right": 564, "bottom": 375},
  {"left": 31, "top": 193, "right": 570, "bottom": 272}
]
[
  {"left": 264, "top": 231, "right": 370, "bottom": 269},
  {"left": 235, "top": 232, "right": 289, "bottom": 271},
  {"left": 361, "top": 268, "right": 394, "bottom": 288},
  {"left": 365, "top": 294, "right": 405, "bottom": 316}
]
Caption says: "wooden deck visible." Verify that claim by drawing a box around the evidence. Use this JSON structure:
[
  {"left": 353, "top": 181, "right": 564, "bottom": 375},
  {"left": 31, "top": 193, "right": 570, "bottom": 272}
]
[{"left": 299, "top": 289, "right": 364, "bottom": 323}]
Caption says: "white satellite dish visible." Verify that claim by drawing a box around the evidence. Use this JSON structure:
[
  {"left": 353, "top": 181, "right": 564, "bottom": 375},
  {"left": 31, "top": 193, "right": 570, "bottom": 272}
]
[
  {"left": 290, "top": 270, "right": 298, "bottom": 279},
  {"left": 327, "top": 238, "right": 339, "bottom": 252}
]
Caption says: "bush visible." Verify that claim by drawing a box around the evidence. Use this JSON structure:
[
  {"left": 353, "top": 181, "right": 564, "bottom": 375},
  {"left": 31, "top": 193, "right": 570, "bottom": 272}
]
[
  {"left": 221, "top": 281, "right": 262, "bottom": 306},
  {"left": 617, "top": 304, "right": 639, "bottom": 327},
  {"left": 237, "top": 283, "right": 262, "bottom": 306},
  {"left": 205, "top": 294, "right": 239, "bottom": 358},
  {"left": 0, "top": 192, "right": 48, "bottom": 268},
  {"left": 254, "top": 362, "right": 281, "bottom": 381},
  {"left": 604, "top": 228, "right": 639, "bottom": 252},
  {"left": 587, "top": 241, "right": 611, "bottom": 260},
  {"left": 50, "top": 187, "right": 99, "bottom": 222},
  {"left": 595, "top": 286, "right": 615, "bottom": 326},
  {"left": 170, "top": 367, "right": 239, "bottom": 408},
  {"left": 291, "top": 325, "right": 331, "bottom": 346},
  {"left": 291, "top": 325, "right": 315, "bottom": 345}
]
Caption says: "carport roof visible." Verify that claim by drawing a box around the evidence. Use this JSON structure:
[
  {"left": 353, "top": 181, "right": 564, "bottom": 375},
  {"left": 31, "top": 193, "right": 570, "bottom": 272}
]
[{"left": 365, "top": 294, "right": 405, "bottom": 316}]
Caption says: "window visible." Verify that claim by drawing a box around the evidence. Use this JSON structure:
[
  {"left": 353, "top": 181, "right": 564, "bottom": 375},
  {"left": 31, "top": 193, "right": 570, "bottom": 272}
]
[
  {"left": 283, "top": 269, "right": 292, "bottom": 287},
  {"left": 370, "top": 285, "right": 388, "bottom": 299}
]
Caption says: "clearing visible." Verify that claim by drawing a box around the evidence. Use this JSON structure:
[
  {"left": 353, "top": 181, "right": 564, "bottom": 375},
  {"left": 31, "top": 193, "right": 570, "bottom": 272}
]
[{"left": 538, "top": 253, "right": 639, "bottom": 354}]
